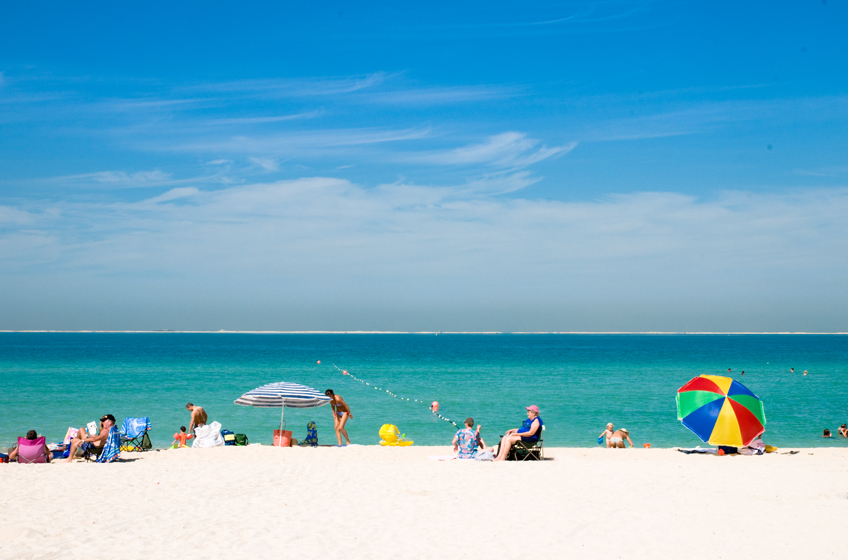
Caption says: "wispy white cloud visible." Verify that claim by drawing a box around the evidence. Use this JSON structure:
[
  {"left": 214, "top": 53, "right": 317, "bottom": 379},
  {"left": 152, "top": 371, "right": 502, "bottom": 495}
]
[
  {"left": 167, "top": 126, "right": 433, "bottom": 154},
  {"left": 142, "top": 187, "right": 201, "bottom": 204},
  {"left": 202, "top": 110, "right": 323, "bottom": 126},
  {"left": 366, "top": 85, "right": 514, "bottom": 105},
  {"left": 180, "top": 73, "right": 389, "bottom": 98},
  {"left": 411, "top": 132, "right": 575, "bottom": 169},
  {"left": 248, "top": 157, "right": 280, "bottom": 172}
]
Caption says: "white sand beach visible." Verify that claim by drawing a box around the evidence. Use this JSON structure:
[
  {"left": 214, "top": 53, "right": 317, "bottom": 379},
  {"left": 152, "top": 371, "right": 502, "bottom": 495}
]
[{"left": 2, "top": 446, "right": 846, "bottom": 560}]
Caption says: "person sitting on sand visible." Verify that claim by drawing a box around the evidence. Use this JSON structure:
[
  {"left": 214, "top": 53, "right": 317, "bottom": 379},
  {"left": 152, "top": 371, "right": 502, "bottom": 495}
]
[
  {"left": 8, "top": 430, "right": 51, "bottom": 463},
  {"left": 838, "top": 424, "right": 848, "bottom": 438},
  {"left": 325, "top": 389, "right": 352, "bottom": 446},
  {"left": 172, "top": 426, "right": 194, "bottom": 448},
  {"left": 453, "top": 417, "right": 487, "bottom": 459},
  {"left": 493, "top": 405, "right": 543, "bottom": 462},
  {"left": 599, "top": 423, "right": 614, "bottom": 446},
  {"left": 186, "top": 403, "right": 208, "bottom": 435},
  {"left": 608, "top": 428, "right": 634, "bottom": 448},
  {"left": 64, "top": 414, "right": 116, "bottom": 462},
  {"left": 823, "top": 428, "right": 832, "bottom": 438}
]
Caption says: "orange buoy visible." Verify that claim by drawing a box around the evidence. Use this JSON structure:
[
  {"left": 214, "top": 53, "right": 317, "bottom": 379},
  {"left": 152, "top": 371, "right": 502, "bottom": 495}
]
[
  {"left": 431, "top": 401, "right": 439, "bottom": 412},
  {"left": 317, "top": 360, "right": 321, "bottom": 364},
  {"left": 343, "top": 370, "right": 348, "bottom": 375}
]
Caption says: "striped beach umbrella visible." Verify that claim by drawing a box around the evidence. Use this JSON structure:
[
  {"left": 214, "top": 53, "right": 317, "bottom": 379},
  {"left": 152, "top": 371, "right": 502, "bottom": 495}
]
[
  {"left": 235, "top": 382, "right": 331, "bottom": 433},
  {"left": 676, "top": 375, "right": 766, "bottom": 447}
]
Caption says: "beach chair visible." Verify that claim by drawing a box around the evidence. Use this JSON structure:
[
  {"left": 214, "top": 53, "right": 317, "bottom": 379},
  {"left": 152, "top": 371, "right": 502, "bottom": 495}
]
[
  {"left": 507, "top": 426, "right": 545, "bottom": 461},
  {"left": 16, "top": 436, "right": 49, "bottom": 464},
  {"left": 84, "top": 426, "right": 121, "bottom": 463},
  {"left": 119, "top": 417, "right": 152, "bottom": 452}
]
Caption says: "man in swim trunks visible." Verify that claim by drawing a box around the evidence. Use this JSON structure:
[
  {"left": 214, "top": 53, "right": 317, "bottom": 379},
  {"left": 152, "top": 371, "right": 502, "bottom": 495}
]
[
  {"left": 63, "top": 414, "right": 116, "bottom": 462},
  {"left": 186, "top": 403, "right": 208, "bottom": 435}
]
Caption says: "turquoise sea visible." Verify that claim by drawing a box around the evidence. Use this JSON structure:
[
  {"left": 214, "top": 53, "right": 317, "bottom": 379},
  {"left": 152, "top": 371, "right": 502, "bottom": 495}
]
[{"left": 1, "top": 333, "right": 846, "bottom": 450}]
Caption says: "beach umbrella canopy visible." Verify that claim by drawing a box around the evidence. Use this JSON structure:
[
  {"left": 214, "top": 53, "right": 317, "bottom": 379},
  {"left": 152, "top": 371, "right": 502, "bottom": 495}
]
[
  {"left": 235, "top": 382, "right": 331, "bottom": 432},
  {"left": 676, "top": 375, "right": 766, "bottom": 447}
]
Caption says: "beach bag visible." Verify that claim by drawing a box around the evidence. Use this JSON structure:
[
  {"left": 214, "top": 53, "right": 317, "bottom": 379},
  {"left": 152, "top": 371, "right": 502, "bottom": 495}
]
[
  {"left": 193, "top": 422, "right": 225, "bottom": 448},
  {"left": 221, "top": 430, "right": 236, "bottom": 446},
  {"left": 234, "top": 433, "right": 249, "bottom": 446}
]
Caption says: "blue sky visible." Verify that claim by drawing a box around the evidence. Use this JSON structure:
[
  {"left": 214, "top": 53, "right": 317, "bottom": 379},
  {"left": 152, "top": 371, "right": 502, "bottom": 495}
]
[{"left": 1, "top": 1, "right": 846, "bottom": 331}]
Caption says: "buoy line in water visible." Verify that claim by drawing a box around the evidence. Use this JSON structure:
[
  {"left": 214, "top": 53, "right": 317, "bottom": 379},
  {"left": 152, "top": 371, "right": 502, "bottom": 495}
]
[{"left": 328, "top": 362, "right": 459, "bottom": 429}]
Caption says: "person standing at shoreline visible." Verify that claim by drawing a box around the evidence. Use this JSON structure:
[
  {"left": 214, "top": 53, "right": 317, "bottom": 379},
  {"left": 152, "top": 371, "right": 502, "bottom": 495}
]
[
  {"left": 325, "top": 389, "right": 352, "bottom": 446},
  {"left": 599, "top": 423, "right": 615, "bottom": 446},
  {"left": 186, "top": 403, "right": 207, "bottom": 435}
]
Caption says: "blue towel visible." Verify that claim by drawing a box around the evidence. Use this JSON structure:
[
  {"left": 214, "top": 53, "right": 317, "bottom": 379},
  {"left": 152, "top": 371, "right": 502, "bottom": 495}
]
[{"left": 96, "top": 427, "right": 121, "bottom": 463}]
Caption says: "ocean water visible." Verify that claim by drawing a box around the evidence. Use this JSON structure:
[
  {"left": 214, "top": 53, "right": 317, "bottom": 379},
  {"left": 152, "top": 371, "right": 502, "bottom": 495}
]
[{"left": 1, "top": 333, "right": 846, "bottom": 450}]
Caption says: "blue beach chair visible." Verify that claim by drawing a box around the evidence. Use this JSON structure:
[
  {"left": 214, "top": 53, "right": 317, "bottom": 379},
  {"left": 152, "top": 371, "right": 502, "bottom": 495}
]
[{"left": 119, "top": 417, "right": 152, "bottom": 452}]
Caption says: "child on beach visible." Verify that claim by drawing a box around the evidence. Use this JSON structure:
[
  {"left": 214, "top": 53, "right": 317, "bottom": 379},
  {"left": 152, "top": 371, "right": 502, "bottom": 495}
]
[
  {"left": 172, "top": 426, "right": 195, "bottom": 448},
  {"left": 599, "top": 423, "right": 614, "bottom": 446}
]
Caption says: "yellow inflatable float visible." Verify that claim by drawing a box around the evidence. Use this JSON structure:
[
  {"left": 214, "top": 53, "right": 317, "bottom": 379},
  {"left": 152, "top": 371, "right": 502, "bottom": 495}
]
[{"left": 379, "top": 424, "right": 414, "bottom": 446}]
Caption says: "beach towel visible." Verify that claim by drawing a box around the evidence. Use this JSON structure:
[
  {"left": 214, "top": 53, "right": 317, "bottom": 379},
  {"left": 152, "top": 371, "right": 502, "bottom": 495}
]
[
  {"left": 298, "top": 422, "right": 318, "bottom": 447},
  {"left": 192, "top": 421, "right": 225, "bottom": 448},
  {"left": 95, "top": 427, "right": 121, "bottom": 463},
  {"left": 474, "top": 449, "right": 495, "bottom": 461},
  {"left": 677, "top": 447, "right": 718, "bottom": 454}
]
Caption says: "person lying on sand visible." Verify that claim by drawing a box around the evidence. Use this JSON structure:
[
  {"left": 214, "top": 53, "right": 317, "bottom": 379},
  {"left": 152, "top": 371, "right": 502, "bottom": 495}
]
[
  {"left": 493, "top": 405, "right": 543, "bottom": 461},
  {"left": 608, "top": 428, "right": 634, "bottom": 448},
  {"left": 64, "top": 414, "right": 115, "bottom": 462},
  {"left": 186, "top": 403, "right": 207, "bottom": 435},
  {"left": 8, "top": 430, "right": 51, "bottom": 463}
]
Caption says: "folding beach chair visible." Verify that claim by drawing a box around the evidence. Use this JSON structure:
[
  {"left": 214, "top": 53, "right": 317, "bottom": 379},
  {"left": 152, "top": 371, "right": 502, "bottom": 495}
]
[
  {"left": 507, "top": 425, "right": 545, "bottom": 461},
  {"left": 16, "top": 436, "right": 49, "bottom": 464},
  {"left": 84, "top": 426, "right": 121, "bottom": 463},
  {"left": 119, "top": 417, "right": 152, "bottom": 452}
]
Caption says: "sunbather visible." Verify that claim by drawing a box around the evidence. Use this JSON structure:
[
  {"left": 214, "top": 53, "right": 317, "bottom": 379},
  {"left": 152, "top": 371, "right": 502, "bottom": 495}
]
[
  {"left": 8, "top": 430, "right": 51, "bottom": 463},
  {"left": 64, "top": 414, "right": 116, "bottom": 462},
  {"left": 493, "top": 405, "right": 543, "bottom": 462}
]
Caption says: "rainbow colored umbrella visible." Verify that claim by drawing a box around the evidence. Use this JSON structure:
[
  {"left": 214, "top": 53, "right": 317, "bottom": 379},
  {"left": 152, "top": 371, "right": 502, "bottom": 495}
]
[{"left": 676, "top": 375, "right": 766, "bottom": 447}]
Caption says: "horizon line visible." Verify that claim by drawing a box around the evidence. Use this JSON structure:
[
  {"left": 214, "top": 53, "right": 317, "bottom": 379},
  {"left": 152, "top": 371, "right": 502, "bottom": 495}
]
[{"left": 1, "top": 330, "right": 847, "bottom": 335}]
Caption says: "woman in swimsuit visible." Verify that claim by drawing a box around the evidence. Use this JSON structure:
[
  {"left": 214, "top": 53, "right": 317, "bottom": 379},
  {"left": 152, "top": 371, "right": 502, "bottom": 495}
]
[
  {"left": 325, "top": 389, "right": 352, "bottom": 446},
  {"left": 608, "top": 428, "right": 634, "bottom": 448}
]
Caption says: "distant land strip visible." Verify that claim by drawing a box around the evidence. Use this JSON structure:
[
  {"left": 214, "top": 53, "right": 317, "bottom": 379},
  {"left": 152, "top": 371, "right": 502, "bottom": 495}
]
[{"left": 1, "top": 330, "right": 846, "bottom": 335}]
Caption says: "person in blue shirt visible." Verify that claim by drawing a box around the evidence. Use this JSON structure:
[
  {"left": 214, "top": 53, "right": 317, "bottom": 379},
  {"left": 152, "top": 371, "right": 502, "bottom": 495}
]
[{"left": 493, "top": 405, "right": 543, "bottom": 461}]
